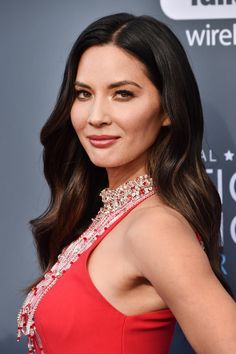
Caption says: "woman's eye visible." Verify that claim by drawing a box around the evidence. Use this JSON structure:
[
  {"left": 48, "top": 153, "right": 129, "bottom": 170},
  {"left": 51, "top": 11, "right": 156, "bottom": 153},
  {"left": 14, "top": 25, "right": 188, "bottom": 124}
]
[
  {"left": 115, "top": 90, "right": 134, "bottom": 99},
  {"left": 74, "top": 89, "right": 134, "bottom": 100},
  {"left": 75, "top": 90, "right": 91, "bottom": 100}
]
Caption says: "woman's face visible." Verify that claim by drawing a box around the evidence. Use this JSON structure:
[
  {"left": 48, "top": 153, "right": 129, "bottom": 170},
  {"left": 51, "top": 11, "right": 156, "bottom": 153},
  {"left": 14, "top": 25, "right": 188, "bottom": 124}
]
[{"left": 70, "top": 44, "right": 170, "bottom": 170}]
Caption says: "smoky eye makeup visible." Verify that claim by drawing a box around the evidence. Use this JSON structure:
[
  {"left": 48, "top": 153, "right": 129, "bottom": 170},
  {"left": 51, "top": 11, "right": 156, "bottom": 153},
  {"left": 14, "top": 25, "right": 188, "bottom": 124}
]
[
  {"left": 74, "top": 88, "right": 136, "bottom": 100},
  {"left": 74, "top": 89, "right": 91, "bottom": 99},
  {"left": 115, "top": 90, "right": 135, "bottom": 98}
]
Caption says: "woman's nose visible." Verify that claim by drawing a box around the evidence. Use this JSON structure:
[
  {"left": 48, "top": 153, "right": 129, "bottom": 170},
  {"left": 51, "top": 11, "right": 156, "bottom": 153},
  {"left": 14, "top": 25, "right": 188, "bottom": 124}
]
[{"left": 87, "top": 97, "right": 112, "bottom": 126}]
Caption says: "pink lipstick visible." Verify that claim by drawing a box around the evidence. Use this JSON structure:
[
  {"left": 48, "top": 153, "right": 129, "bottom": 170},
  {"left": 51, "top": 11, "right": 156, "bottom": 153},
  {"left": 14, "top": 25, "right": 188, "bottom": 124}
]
[{"left": 87, "top": 135, "right": 120, "bottom": 148}]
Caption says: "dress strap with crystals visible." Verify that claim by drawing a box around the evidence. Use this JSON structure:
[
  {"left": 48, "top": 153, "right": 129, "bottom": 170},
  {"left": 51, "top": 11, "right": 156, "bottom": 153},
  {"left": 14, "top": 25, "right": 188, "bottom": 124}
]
[{"left": 17, "top": 174, "right": 155, "bottom": 353}]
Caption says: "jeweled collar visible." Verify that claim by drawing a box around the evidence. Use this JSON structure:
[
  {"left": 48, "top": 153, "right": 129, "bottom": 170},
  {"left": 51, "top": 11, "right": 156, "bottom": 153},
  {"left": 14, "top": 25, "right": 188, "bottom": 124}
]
[{"left": 99, "top": 174, "right": 153, "bottom": 212}]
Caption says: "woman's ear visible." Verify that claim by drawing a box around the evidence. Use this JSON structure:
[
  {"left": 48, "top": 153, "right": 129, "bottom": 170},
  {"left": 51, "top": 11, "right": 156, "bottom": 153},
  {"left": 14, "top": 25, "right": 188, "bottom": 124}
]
[{"left": 161, "top": 114, "right": 171, "bottom": 127}]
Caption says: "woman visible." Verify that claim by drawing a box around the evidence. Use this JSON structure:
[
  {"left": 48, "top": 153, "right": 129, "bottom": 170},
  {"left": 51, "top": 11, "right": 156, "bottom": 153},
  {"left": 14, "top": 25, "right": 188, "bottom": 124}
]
[{"left": 17, "top": 12, "right": 236, "bottom": 354}]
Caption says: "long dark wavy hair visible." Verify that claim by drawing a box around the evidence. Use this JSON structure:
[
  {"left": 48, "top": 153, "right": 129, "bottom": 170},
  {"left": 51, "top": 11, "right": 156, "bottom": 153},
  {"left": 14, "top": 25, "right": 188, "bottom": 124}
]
[{"left": 29, "top": 12, "right": 232, "bottom": 295}]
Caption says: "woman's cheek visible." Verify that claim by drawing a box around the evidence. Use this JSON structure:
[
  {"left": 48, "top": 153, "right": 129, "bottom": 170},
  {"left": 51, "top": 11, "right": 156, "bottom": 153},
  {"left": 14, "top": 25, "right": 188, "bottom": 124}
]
[{"left": 70, "top": 105, "right": 84, "bottom": 131}]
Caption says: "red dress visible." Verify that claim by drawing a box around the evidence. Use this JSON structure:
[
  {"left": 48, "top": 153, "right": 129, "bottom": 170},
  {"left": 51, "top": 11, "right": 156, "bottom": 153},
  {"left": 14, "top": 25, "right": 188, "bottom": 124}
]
[
  {"left": 34, "top": 202, "right": 176, "bottom": 354},
  {"left": 18, "top": 176, "right": 204, "bottom": 353}
]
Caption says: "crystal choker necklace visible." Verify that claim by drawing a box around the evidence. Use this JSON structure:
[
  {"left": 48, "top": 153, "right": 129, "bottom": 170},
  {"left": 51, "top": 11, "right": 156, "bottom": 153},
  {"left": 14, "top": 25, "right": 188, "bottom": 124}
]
[{"left": 100, "top": 174, "right": 154, "bottom": 212}]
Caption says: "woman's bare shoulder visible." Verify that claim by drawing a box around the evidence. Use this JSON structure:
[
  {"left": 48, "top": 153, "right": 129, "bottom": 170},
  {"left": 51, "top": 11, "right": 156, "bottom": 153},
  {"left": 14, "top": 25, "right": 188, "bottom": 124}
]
[
  {"left": 127, "top": 194, "right": 197, "bottom": 243},
  {"left": 125, "top": 193, "right": 213, "bottom": 301},
  {"left": 125, "top": 197, "right": 236, "bottom": 354}
]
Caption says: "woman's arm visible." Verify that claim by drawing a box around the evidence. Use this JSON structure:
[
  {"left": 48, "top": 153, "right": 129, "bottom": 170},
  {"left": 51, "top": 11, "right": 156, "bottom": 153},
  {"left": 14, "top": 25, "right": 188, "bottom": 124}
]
[{"left": 126, "top": 206, "right": 236, "bottom": 354}]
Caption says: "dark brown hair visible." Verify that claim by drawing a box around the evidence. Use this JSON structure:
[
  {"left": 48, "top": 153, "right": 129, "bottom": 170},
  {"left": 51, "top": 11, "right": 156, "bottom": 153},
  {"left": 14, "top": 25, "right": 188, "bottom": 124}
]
[{"left": 29, "top": 12, "right": 232, "bottom": 295}]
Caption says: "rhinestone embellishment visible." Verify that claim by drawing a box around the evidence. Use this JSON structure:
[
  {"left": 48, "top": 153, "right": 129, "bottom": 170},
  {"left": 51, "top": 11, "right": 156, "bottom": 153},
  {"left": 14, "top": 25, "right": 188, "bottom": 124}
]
[
  {"left": 100, "top": 174, "right": 154, "bottom": 212},
  {"left": 17, "top": 174, "right": 154, "bottom": 353}
]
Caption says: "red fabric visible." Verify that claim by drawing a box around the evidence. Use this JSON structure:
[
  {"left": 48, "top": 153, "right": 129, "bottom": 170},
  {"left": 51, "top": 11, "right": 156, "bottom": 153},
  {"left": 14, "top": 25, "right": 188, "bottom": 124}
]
[{"left": 34, "top": 203, "right": 176, "bottom": 353}]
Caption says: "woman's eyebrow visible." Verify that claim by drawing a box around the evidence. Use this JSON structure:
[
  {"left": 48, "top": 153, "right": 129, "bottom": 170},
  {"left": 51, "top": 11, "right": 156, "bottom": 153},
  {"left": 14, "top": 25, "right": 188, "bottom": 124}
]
[{"left": 74, "top": 80, "right": 142, "bottom": 89}]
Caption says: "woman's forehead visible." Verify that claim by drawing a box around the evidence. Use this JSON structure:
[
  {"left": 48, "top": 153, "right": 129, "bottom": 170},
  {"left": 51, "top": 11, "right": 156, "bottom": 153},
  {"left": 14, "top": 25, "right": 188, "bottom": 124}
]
[{"left": 75, "top": 45, "right": 149, "bottom": 87}]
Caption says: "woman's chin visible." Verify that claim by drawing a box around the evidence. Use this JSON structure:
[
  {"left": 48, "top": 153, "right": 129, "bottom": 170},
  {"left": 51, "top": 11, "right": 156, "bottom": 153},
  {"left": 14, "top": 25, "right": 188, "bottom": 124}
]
[
  {"left": 91, "top": 162, "right": 118, "bottom": 168},
  {"left": 90, "top": 158, "right": 125, "bottom": 169}
]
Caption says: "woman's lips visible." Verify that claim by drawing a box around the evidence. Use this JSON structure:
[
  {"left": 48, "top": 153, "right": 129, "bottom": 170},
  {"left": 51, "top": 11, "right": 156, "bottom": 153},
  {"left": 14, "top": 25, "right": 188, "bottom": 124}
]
[{"left": 87, "top": 135, "right": 120, "bottom": 148}]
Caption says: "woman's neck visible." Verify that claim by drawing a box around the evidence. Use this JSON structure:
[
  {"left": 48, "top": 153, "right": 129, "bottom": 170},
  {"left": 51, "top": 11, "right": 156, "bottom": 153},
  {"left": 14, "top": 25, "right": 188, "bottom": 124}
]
[{"left": 106, "top": 166, "right": 147, "bottom": 189}]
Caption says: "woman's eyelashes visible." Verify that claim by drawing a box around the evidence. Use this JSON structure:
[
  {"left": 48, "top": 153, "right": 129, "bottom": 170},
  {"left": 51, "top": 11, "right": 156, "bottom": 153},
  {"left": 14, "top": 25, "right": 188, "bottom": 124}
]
[
  {"left": 75, "top": 90, "right": 91, "bottom": 100},
  {"left": 74, "top": 89, "right": 135, "bottom": 101}
]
